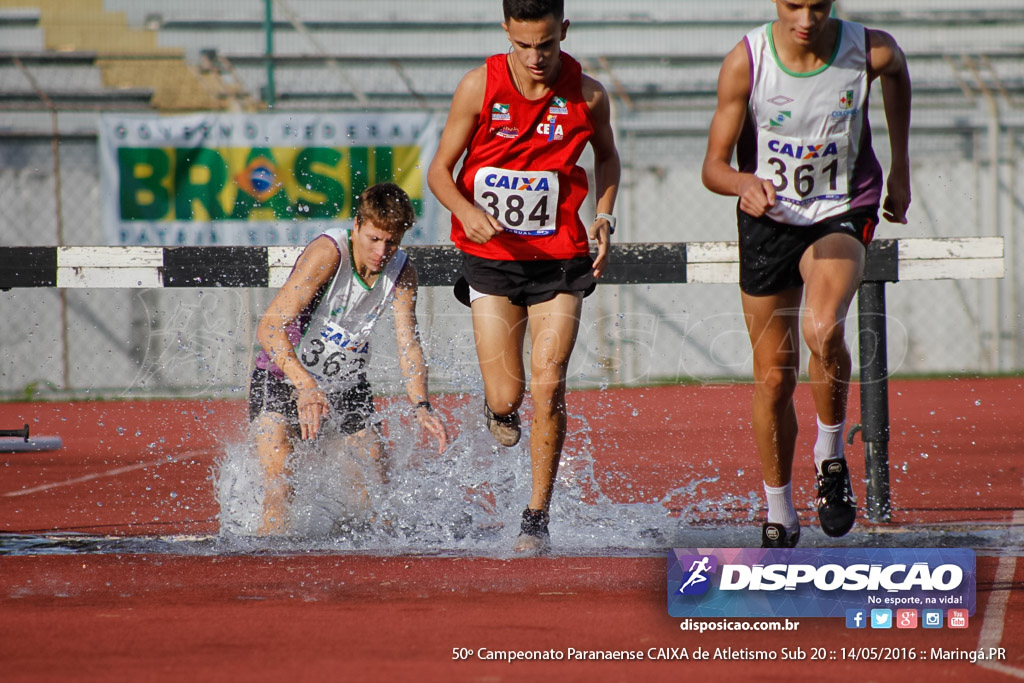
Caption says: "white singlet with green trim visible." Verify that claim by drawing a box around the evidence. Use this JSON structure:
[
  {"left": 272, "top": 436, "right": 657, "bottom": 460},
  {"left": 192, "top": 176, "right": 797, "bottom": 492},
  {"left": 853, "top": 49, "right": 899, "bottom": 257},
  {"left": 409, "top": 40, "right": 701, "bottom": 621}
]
[
  {"left": 296, "top": 228, "right": 407, "bottom": 392},
  {"left": 741, "top": 20, "right": 882, "bottom": 226}
]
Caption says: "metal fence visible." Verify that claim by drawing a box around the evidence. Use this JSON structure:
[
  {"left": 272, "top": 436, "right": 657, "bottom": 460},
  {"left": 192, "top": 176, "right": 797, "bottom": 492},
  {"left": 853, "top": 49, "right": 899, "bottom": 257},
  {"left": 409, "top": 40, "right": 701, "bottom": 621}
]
[{"left": 1, "top": 1, "right": 1022, "bottom": 399}]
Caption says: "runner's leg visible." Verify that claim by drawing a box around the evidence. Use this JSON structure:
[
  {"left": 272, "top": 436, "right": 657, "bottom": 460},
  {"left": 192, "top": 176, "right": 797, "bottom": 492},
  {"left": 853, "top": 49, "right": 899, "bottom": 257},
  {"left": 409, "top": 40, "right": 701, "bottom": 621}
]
[
  {"left": 524, "top": 291, "right": 583, "bottom": 511},
  {"left": 470, "top": 295, "right": 529, "bottom": 417},
  {"left": 799, "top": 232, "right": 864, "bottom": 536},
  {"left": 333, "top": 427, "right": 387, "bottom": 518},
  {"left": 743, "top": 288, "right": 804, "bottom": 539},
  {"left": 342, "top": 426, "right": 388, "bottom": 482},
  {"left": 741, "top": 288, "right": 803, "bottom": 489},
  {"left": 253, "top": 412, "right": 294, "bottom": 534},
  {"left": 798, "top": 233, "right": 864, "bottom": 433}
]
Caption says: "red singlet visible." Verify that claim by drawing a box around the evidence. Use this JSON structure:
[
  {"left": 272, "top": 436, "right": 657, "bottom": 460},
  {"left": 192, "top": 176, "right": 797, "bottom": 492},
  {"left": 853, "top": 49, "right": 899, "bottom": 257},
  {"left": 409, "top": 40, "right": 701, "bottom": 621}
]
[{"left": 451, "top": 52, "right": 595, "bottom": 261}]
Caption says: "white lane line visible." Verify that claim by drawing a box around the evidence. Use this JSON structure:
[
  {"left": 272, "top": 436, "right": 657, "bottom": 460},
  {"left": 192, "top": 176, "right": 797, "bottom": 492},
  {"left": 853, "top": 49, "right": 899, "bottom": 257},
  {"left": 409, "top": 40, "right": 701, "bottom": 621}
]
[
  {"left": 977, "top": 509, "right": 1024, "bottom": 678},
  {"left": 2, "top": 449, "right": 211, "bottom": 498}
]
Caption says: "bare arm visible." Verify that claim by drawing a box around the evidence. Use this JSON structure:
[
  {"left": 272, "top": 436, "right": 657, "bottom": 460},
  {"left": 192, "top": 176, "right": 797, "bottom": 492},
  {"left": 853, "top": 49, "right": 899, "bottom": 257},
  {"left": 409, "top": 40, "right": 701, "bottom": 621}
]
[
  {"left": 392, "top": 263, "right": 448, "bottom": 453},
  {"left": 426, "top": 65, "right": 502, "bottom": 245},
  {"left": 869, "top": 28, "right": 912, "bottom": 224},
  {"left": 701, "top": 41, "right": 777, "bottom": 218},
  {"left": 256, "top": 236, "right": 339, "bottom": 439},
  {"left": 582, "top": 75, "right": 621, "bottom": 278}
]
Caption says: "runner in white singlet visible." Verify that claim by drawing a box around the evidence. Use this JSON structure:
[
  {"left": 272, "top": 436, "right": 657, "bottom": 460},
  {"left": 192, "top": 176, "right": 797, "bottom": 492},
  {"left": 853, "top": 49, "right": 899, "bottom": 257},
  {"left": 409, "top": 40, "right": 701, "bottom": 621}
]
[
  {"left": 702, "top": 0, "right": 911, "bottom": 547},
  {"left": 249, "top": 183, "right": 448, "bottom": 535}
]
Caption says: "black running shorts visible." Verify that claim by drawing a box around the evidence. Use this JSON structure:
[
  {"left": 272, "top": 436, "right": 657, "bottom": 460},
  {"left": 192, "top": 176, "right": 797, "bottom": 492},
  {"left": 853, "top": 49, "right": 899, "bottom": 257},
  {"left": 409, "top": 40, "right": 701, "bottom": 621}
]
[
  {"left": 454, "top": 253, "right": 596, "bottom": 308},
  {"left": 248, "top": 366, "right": 374, "bottom": 435},
  {"left": 738, "top": 207, "right": 878, "bottom": 296}
]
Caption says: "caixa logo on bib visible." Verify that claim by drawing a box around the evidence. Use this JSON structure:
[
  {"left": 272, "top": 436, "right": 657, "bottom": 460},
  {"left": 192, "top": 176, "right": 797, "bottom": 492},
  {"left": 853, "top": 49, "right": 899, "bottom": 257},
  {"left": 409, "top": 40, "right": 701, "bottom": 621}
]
[
  {"left": 667, "top": 548, "right": 976, "bottom": 618},
  {"left": 482, "top": 172, "right": 552, "bottom": 192},
  {"left": 767, "top": 139, "right": 839, "bottom": 160}
]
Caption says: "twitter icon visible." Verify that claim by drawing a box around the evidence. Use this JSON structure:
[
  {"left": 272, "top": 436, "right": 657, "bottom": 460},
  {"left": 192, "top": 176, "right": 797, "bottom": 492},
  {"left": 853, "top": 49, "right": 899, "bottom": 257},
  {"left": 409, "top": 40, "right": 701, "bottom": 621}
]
[{"left": 870, "top": 609, "right": 893, "bottom": 629}]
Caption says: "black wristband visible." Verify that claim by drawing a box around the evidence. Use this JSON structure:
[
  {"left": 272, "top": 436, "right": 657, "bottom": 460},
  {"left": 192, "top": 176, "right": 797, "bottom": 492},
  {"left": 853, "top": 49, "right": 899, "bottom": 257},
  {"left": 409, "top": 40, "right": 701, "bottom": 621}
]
[{"left": 415, "top": 400, "right": 433, "bottom": 412}]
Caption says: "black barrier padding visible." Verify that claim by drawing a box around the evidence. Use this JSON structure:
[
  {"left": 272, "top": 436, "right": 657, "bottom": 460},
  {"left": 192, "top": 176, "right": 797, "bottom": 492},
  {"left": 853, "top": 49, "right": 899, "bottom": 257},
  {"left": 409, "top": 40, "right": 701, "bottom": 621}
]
[
  {"left": 404, "top": 245, "right": 462, "bottom": 288},
  {"left": 162, "top": 247, "right": 269, "bottom": 287},
  {"left": 404, "top": 243, "right": 688, "bottom": 287},
  {"left": 863, "top": 239, "right": 898, "bottom": 283},
  {"left": 601, "top": 243, "right": 687, "bottom": 285},
  {"left": 0, "top": 247, "right": 57, "bottom": 289}
]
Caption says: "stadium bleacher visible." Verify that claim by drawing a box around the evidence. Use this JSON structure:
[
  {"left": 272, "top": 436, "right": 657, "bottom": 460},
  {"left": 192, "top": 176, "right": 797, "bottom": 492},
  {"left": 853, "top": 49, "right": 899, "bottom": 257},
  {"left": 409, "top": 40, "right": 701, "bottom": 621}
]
[{"left": 0, "top": 0, "right": 1021, "bottom": 125}]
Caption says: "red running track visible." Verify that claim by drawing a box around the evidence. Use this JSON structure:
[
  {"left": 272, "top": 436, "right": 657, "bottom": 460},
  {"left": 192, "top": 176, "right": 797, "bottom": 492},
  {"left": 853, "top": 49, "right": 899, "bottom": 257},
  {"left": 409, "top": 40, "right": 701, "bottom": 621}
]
[{"left": 1, "top": 378, "right": 1023, "bottom": 681}]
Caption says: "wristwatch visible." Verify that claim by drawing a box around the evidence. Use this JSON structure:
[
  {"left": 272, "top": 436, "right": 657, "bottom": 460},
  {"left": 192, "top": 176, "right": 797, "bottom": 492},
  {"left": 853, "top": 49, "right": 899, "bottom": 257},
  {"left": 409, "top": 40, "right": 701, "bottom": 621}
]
[{"left": 596, "top": 213, "right": 617, "bottom": 235}]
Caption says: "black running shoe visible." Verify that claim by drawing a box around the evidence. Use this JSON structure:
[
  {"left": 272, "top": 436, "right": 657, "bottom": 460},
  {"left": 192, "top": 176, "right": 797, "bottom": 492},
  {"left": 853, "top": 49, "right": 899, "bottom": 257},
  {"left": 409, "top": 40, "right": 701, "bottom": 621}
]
[
  {"left": 513, "top": 507, "right": 550, "bottom": 554},
  {"left": 761, "top": 522, "right": 800, "bottom": 548},
  {"left": 816, "top": 458, "right": 857, "bottom": 537}
]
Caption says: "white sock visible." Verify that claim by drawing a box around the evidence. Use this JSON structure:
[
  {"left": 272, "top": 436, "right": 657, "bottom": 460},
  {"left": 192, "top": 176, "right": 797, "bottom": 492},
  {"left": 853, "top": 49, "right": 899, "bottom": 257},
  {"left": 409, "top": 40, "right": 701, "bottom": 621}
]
[
  {"left": 764, "top": 482, "right": 799, "bottom": 532},
  {"left": 813, "top": 417, "right": 845, "bottom": 473}
]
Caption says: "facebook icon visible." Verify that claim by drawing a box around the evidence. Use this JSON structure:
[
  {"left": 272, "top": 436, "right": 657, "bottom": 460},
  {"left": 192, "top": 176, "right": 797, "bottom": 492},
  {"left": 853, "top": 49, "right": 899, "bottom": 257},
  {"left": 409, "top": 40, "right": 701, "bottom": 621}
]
[{"left": 846, "top": 609, "right": 867, "bottom": 629}]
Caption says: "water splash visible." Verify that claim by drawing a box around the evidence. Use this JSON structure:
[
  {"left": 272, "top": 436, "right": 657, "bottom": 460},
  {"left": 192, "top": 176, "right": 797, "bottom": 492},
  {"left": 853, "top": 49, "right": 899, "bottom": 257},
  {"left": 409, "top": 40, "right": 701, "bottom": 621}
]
[{"left": 210, "top": 398, "right": 737, "bottom": 555}]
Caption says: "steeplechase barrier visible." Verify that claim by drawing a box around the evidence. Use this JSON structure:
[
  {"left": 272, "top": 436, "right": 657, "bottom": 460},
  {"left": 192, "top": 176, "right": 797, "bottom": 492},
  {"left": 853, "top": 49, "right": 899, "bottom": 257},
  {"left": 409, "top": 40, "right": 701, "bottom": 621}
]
[{"left": 0, "top": 237, "right": 1005, "bottom": 520}]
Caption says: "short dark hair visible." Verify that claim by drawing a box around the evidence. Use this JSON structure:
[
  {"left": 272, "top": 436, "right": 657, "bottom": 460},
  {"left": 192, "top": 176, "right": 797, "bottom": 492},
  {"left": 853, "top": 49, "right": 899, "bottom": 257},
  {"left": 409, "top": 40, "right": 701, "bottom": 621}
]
[
  {"left": 354, "top": 182, "right": 415, "bottom": 235},
  {"left": 503, "top": 0, "right": 563, "bottom": 22}
]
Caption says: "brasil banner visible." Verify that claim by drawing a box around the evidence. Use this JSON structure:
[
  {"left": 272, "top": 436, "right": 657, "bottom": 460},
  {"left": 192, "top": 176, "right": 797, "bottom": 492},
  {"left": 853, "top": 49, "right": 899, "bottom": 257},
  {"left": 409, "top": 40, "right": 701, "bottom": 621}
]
[{"left": 100, "top": 112, "right": 442, "bottom": 246}]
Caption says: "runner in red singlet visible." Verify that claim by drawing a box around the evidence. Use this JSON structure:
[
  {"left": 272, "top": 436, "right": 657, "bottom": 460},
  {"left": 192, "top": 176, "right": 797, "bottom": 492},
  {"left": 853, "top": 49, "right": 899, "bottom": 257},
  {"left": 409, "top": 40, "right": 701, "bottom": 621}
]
[{"left": 428, "top": 0, "right": 620, "bottom": 554}]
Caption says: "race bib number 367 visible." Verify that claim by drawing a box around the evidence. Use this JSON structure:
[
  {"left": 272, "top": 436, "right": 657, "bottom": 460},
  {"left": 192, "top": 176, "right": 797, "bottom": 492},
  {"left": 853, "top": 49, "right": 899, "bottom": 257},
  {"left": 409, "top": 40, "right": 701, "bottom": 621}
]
[
  {"left": 756, "top": 131, "right": 849, "bottom": 206},
  {"left": 473, "top": 167, "right": 559, "bottom": 235},
  {"left": 299, "top": 320, "right": 366, "bottom": 384}
]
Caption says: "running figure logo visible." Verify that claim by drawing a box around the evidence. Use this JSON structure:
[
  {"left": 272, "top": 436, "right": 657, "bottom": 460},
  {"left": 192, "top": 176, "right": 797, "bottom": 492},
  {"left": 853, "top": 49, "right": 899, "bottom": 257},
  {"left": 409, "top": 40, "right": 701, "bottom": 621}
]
[{"left": 677, "top": 554, "right": 718, "bottom": 595}]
